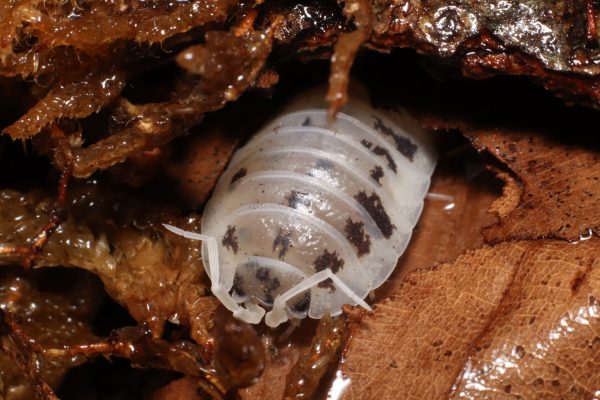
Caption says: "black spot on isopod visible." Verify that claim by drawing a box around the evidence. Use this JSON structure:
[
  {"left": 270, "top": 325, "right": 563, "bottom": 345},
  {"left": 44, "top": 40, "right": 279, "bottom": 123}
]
[
  {"left": 264, "top": 292, "right": 274, "bottom": 305},
  {"left": 256, "top": 268, "right": 281, "bottom": 291},
  {"left": 222, "top": 225, "right": 239, "bottom": 254},
  {"left": 354, "top": 191, "right": 396, "bottom": 238},
  {"left": 255, "top": 267, "right": 270, "bottom": 282},
  {"left": 315, "top": 158, "right": 334, "bottom": 170},
  {"left": 272, "top": 229, "right": 292, "bottom": 259},
  {"left": 289, "top": 292, "right": 311, "bottom": 314},
  {"left": 230, "top": 168, "right": 247, "bottom": 186},
  {"left": 255, "top": 267, "right": 281, "bottom": 304},
  {"left": 361, "top": 135, "right": 396, "bottom": 173},
  {"left": 313, "top": 249, "right": 344, "bottom": 273},
  {"left": 372, "top": 146, "right": 397, "bottom": 173},
  {"left": 373, "top": 115, "right": 418, "bottom": 161},
  {"left": 370, "top": 165, "right": 384, "bottom": 184},
  {"left": 318, "top": 278, "right": 335, "bottom": 291},
  {"left": 302, "top": 117, "right": 312, "bottom": 126},
  {"left": 372, "top": 116, "right": 395, "bottom": 137},
  {"left": 231, "top": 273, "right": 246, "bottom": 297},
  {"left": 344, "top": 219, "right": 371, "bottom": 256},
  {"left": 286, "top": 190, "right": 311, "bottom": 209}
]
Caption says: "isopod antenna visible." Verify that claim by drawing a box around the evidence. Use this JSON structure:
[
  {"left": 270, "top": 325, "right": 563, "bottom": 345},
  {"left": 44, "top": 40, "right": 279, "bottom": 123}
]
[{"left": 163, "top": 224, "right": 266, "bottom": 324}]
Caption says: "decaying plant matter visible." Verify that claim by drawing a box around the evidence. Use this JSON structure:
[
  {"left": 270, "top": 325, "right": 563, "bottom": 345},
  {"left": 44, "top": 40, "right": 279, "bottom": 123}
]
[
  {"left": 342, "top": 239, "right": 600, "bottom": 399},
  {"left": 1, "top": 0, "right": 600, "bottom": 399}
]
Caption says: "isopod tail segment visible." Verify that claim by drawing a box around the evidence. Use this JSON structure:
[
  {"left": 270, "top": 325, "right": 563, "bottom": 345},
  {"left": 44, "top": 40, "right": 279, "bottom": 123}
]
[{"left": 163, "top": 223, "right": 372, "bottom": 327}]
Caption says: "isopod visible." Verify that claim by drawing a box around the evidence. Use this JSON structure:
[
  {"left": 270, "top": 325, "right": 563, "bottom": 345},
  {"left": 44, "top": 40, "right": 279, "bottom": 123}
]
[{"left": 165, "top": 84, "right": 437, "bottom": 327}]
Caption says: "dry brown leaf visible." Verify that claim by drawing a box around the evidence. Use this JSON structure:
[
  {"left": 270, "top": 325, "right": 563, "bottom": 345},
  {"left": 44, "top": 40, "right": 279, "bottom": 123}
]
[
  {"left": 342, "top": 239, "right": 600, "bottom": 399},
  {"left": 465, "top": 128, "right": 600, "bottom": 242},
  {"left": 488, "top": 170, "right": 523, "bottom": 219}
]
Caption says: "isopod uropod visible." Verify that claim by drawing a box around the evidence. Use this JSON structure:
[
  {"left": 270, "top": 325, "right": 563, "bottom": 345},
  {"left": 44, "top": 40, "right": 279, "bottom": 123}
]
[{"left": 165, "top": 84, "right": 437, "bottom": 327}]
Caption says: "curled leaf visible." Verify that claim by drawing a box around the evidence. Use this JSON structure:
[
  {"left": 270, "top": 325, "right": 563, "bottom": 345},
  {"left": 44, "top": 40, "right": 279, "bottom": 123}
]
[{"left": 465, "top": 128, "right": 600, "bottom": 242}]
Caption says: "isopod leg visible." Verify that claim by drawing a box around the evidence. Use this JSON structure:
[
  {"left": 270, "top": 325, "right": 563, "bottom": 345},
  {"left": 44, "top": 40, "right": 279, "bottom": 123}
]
[
  {"left": 163, "top": 224, "right": 265, "bottom": 324},
  {"left": 265, "top": 269, "right": 372, "bottom": 328}
]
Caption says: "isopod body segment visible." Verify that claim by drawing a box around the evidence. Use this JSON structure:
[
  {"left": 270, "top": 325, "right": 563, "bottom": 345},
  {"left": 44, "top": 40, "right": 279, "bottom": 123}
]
[{"left": 165, "top": 84, "right": 437, "bottom": 327}]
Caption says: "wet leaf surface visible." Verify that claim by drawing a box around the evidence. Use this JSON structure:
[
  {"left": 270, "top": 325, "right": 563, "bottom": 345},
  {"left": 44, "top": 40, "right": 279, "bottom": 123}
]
[
  {"left": 342, "top": 239, "right": 600, "bottom": 400},
  {"left": 4, "top": 69, "right": 126, "bottom": 140},
  {"left": 282, "top": 315, "right": 347, "bottom": 399},
  {"left": 239, "top": 338, "right": 301, "bottom": 400},
  {"left": 0, "top": 184, "right": 218, "bottom": 351},
  {"left": 0, "top": 269, "right": 100, "bottom": 399}
]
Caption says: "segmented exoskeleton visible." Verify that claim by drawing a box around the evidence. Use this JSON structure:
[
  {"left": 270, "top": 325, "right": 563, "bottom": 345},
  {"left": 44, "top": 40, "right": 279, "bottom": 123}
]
[{"left": 165, "top": 85, "right": 437, "bottom": 327}]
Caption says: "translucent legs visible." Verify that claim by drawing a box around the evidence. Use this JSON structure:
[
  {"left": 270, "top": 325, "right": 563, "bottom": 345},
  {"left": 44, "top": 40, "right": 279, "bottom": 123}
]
[
  {"left": 265, "top": 268, "right": 372, "bottom": 327},
  {"left": 163, "top": 224, "right": 264, "bottom": 324},
  {"left": 164, "top": 224, "right": 372, "bottom": 327}
]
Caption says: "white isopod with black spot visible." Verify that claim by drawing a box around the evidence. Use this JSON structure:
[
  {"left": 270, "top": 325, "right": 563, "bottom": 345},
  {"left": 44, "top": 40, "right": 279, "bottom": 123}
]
[{"left": 165, "top": 84, "right": 437, "bottom": 327}]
